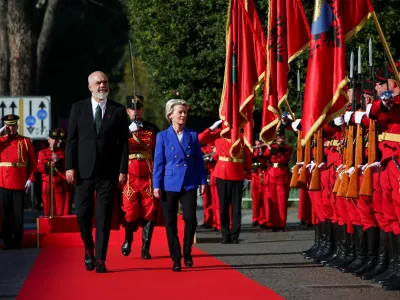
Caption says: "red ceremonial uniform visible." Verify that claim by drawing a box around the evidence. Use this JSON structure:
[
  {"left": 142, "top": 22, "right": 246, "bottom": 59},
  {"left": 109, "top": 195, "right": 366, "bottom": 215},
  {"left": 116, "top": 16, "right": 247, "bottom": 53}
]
[
  {"left": 369, "top": 96, "right": 400, "bottom": 234},
  {"left": 37, "top": 147, "right": 70, "bottom": 216},
  {"left": 263, "top": 143, "right": 292, "bottom": 229},
  {"left": 121, "top": 123, "right": 161, "bottom": 225},
  {"left": 251, "top": 146, "right": 267, "bottom": 225},
  {"left": 0, "top": 135, "right": 36, "bottom": 190},
  {"left": 201, "top": 143, "right": 215, "bottom": 228}
]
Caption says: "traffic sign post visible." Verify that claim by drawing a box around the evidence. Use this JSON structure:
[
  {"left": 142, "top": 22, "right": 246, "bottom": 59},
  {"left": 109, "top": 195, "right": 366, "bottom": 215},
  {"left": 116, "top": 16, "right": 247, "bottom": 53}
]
[{"left": 0, "top": 97, "right": 51, "bottom": 140}]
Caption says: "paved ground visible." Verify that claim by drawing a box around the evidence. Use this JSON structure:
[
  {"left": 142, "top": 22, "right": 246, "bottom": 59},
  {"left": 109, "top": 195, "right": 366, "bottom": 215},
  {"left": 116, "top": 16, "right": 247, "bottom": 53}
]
[{"left": 1, "top": 208, "right": 400, "bottom": 299}]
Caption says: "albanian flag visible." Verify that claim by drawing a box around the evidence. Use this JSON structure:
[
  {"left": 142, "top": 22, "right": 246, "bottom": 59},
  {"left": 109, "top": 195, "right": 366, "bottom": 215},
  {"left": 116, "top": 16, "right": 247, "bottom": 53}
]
[
  {"left": 219, "top": 0, "right": 267, "bottom": 157},
  {"left": 301, "top": 0, "right": 374, "bottom": 144},
  {"left": 260, "top": 0, "right": 310, "bottom": 143}
]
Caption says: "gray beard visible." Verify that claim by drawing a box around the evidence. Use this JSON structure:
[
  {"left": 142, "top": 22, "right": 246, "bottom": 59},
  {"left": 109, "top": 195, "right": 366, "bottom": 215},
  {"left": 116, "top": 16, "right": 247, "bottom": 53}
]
[{"left": 93, "top": 91, "right": 109, "bottom": 100}]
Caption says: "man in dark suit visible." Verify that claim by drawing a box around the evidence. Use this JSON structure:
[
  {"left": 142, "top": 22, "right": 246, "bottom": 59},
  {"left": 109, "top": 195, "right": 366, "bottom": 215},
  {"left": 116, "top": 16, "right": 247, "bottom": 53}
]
[{"left": 65, "top": 71, "right": 129, "bottom": 273}]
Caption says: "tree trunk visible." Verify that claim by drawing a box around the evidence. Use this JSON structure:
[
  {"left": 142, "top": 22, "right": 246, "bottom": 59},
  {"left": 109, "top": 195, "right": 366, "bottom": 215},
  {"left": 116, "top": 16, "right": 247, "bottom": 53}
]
[
  {"left": 8, "top": 0, "right": 34, "bottom": 96},
  {"left": 36, "top": 0, "right": 61, "bottom": 92},
  {"left": 0, "top": 0, "right": 9, "bottom": 95}
]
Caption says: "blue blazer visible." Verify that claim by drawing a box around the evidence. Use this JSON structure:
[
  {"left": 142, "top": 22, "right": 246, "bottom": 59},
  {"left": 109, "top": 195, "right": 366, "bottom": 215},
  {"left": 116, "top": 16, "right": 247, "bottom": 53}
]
[{"left": 153, "top": 126, "right": 207, "bottom": 192}]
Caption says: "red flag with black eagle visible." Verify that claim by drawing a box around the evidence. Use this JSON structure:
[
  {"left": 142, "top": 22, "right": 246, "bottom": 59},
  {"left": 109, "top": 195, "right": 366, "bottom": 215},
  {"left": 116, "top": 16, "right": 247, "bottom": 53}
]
[
  {"left": 260, "top": 0, "right": 311, "bottom": 143},
  {"left": 219, "top": 0, "right": 266, "bottom": 157},
  {"left": 301, "top": 0, "right": 374, "bottom": 144}
]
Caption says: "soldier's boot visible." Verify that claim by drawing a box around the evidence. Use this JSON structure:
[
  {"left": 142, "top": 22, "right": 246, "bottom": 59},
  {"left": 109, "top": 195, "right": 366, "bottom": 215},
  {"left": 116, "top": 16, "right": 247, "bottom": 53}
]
[
  {"left": 312, "top": 220, "right": 334, "bottom": 263},
  {"left": 325, "top": 225, "right": 351, "bottom": 267},
  {"left": 381, "top": 234, "right": 400, "bottom": 290},
  {"left": 341, "top": 225, "right": 368, "bottom": 273},
  {"left": 303, "top": 222, "right": 322, "bottom": 257},
  {"left": 122, "top": 224, "right": 134, "bottom": 256},
  {"left": 305, "top": 222, "right": 325, "bottom": 260},
  {"left": 372, "top": 231, "right": 396, "bottom": 283},
  {"left": 361, "top": 230, "right": 389, "bottom": 280},
  {"left": 353, "top": 227, "right": 379, "bottom": 276},
  {"left": 141, "top": 221, "right": 155, "bottom": 260},
  {"left": 332, "top": 228, "right": 356, "bottom": 269},
  {"left": 320, "top": 223, "right": 341, "bottom": 265}
]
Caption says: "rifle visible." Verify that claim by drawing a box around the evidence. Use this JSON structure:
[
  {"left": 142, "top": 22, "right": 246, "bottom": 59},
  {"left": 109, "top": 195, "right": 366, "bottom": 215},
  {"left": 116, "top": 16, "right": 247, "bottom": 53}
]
[
  {"left": 337, "top": 124, "right": 355, "bottom": 197},
  {"left": 297, "top": 136, "right": 311, "bottom": 189},
  {"left": 333, "top": 128, "right": 347, "bottom": 193},
  {"left": 309, "top": 130, "right": 323, "bottom": 191},
  {"left": 359, "top": 119, "right": 376, "bottom": 196},
  {"left": 346, "top": 120, "right": 364, "bottom": 198},
  {"left": 290, "top": 129, "right": 302, "bottom": 188}
]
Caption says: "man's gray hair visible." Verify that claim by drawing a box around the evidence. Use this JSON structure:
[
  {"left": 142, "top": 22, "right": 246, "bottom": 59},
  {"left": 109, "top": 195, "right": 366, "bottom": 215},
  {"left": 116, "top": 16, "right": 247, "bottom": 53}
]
[{"left": 165, "top": 99, "right": 189, "bottom": 123}]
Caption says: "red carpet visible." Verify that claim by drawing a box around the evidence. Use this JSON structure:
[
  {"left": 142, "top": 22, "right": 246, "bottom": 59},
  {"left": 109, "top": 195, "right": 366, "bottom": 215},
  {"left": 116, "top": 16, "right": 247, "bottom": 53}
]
[{"left": 17, "top": 224, "right": 283, "bottom": 300}]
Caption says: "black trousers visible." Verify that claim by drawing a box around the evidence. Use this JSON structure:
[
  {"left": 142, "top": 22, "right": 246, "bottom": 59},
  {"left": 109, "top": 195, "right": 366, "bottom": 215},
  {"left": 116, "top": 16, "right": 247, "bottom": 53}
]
[
  {"left": 161, "top": 189, "right": 197, "bottom": 263},
  {"left": 0, "top": 188, "right": 25, "bottom": 248},
  {"left": 216, "top": 178, "right": 243, "bottom": 241},
  {"left": 75, "top": 176, "right": 114, "bottom": 261}
]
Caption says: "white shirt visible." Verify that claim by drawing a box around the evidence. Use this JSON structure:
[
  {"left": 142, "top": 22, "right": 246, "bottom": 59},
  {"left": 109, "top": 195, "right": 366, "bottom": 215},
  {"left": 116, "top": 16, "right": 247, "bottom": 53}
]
[{"left": 91, "top": 97, "right": 107, "bottom": 120}]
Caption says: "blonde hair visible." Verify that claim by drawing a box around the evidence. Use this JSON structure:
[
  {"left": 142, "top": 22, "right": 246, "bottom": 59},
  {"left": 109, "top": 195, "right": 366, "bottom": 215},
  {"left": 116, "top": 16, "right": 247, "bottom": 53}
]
[{"left": 165, "top": 99, "right": 189, "bottom": 123}]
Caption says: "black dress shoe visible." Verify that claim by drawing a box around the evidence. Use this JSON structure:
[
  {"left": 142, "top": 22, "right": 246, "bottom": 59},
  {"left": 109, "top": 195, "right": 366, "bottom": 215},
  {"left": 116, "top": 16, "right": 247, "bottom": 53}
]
[
  {"left": 184, "top": 255, "right": 193, "bottom": 268},
  {"left": 122, "top": 240, "right": 132, "bottom": 256},
  {"left": 95, "top": 261, "right": 108, "bottom": 273},
  {"left": 172, "top": 262, "right": 181, "bottom": 272},
  {"left": 232, "top": 239, "right": 240, "bottom": 244},
  {"left": 84, "top": 249, "right": 95, "bottom": 271},
  {"left": 221, "top": 238, "right": 231, "bottom": 244}
]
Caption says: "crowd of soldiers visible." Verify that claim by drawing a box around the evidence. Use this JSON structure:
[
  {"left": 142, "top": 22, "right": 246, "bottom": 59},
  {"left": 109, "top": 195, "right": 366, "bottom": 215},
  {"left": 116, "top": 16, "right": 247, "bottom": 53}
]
[
  {"left": 294, "top": 63, "right": 400, "bottom": 291},
  {"left": 198, "top": 121, "right": 293, "bottom": 235}
]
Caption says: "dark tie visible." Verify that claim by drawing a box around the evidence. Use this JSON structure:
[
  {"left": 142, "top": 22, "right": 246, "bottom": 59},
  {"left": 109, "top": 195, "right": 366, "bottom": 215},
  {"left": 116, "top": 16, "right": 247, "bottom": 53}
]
[{"left": 95, "top": 104, "right": 102, "bottom": 134}]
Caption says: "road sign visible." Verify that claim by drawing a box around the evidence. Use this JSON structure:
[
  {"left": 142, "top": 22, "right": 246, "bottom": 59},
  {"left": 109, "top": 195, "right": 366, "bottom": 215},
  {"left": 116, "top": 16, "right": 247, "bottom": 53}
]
[{"left": 0, "top": 97, "right": 51, "bottom": 140}]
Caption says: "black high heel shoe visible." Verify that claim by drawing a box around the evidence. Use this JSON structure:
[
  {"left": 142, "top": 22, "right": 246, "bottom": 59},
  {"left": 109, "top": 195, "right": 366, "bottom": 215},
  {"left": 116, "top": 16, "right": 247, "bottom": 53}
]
[
  {"left": 184, "top": 255, "right": 193, "bottom": 268},
  {"left": 172, "top": 262, "right": 181, "bottom": 272}
]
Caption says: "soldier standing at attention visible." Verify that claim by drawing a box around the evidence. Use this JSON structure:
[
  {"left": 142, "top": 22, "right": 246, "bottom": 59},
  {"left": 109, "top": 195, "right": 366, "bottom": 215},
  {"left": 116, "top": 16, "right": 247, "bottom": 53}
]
[{"left": 0, "top": 114, "right": 36, "bottom": 249}]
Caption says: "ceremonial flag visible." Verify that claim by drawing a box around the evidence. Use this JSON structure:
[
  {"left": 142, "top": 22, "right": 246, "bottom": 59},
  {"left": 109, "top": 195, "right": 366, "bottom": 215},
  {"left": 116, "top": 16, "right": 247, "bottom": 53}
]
[
  {"left": 301, "top": 0, "right": 374, "bottom": 144},
  {"left": 219, "top": 0, "right": 266, "bottom": 157},
  {"left": 260, "top": 0, "right": 310, "bottom": 143}
]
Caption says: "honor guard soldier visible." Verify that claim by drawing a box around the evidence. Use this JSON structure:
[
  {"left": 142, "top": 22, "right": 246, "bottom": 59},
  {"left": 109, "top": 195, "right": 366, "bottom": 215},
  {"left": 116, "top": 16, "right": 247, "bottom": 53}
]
[
  {"left": 37, "top": 128, "right": 70, "bottom": 216},
  {"left": 121, "top": 95, "right": 161, "bottom": 259},
  {"left": 0, "top": 114, "right": 36, "bottom": 249},
  {"left": 251, "top": 136, "right": 267, "bottom": 228},
  {"left": 200, "top": 143, "right": 215, "bottom": 229},
  {"left": 263, "top": 126, "right": 292, "bottom": 232}
]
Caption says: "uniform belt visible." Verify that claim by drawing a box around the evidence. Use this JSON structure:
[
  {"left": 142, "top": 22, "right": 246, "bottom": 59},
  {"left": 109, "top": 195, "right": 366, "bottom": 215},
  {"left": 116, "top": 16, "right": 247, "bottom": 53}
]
[
  {"left": 128, "top": 153, "right": 152, "bottom": 160},
  {"left": 324, "top": 140, "right": 340, "bottom": 147},
  {"left": 379, "top": 132, "right": 400, "bottom": 143},
  {"left": 0, "top": 162, "right": 27, "bottom": 167},
  {"left": 272, "top": 162, "right": 287, "bottom": 168},
  {"left": 219, "top": 156, "right": 244, "bottom": 163}
]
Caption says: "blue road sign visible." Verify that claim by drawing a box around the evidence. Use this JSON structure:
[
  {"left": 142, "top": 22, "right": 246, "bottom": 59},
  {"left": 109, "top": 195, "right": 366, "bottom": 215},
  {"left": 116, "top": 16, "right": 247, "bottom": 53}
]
[
  {"left": 25, "top": 115, "right": 36, "bottom": 127},
  {"left": 37, "top": 109, "right": 47, "bottom": 120}
]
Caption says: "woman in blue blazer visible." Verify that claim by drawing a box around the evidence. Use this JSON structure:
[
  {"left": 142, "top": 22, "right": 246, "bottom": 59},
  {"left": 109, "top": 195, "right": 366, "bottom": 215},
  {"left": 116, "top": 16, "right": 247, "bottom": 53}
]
[{"left": 153, "top": 99, "right": 207, "bottom": 272}]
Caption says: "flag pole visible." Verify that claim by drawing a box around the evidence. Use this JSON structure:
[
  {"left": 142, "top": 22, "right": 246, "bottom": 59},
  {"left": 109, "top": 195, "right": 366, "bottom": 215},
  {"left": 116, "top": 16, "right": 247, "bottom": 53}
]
[{"left": 371, "top": 12, "right": 400, "bottom": 86}]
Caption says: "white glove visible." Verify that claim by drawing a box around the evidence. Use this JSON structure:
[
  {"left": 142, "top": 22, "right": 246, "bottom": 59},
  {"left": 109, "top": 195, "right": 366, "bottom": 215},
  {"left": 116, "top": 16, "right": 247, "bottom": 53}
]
[
  {"left": 291, "top": 119, "right": 301, "bottom": 132},
  {"left": 338, "top": 169, "right": 346, "bottom": 179},
  {"left": 318, "top": 162, "right": 327, "bottom": 171},
  {"left": 210, "top": 120, "right": 222, "bottom": 131},
  {"left": 344, "top": 112, "right": 353, "bottom": 124},
  {"left": 25, "top": 180, "right": 33, "bottom": 193},
  {"left": 334, "top": 115, "right": 345, "bottom": 126},
  {"left": 336, "top": 164, "right": 345, "bottom": 172},
  {"left": 291, "top": 162, "right": 303, "bottom": 172},
  {"left": 345, "top": 166, "right": 355, "bottom": 175},
  {"left": 243, "top": 179, "right": 250, "bottom": 190},
  {"left": 354, "top": 111, "right": 366, "bottom": 124},
  {"left": 362, "top": 162, "right": 383, "bottom": 174},
  {"left": 129, "top": 122, "right": 139, "bottom": 133},
  {"left": 306, "top": 161, "right": 316, "bottom": 172}
]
